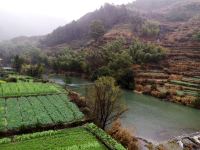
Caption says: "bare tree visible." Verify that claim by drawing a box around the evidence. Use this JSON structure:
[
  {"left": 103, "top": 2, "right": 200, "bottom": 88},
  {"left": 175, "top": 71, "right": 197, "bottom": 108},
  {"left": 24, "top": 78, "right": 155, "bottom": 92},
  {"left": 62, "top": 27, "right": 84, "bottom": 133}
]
[{"left": 86, "top": 76, "right": 127, "bottom": 129}]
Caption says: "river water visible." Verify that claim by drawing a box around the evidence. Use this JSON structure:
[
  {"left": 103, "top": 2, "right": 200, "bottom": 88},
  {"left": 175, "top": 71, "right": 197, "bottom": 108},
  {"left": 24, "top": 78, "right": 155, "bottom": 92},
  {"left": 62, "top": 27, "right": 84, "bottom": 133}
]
[{"left": 49, "top": 76, "right": 200, "bottom": 143}]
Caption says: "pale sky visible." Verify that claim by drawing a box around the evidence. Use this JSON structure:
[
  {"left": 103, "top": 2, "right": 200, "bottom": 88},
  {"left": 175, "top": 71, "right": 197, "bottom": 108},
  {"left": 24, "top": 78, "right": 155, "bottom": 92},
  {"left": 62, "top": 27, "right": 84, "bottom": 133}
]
[{"left": 0, "top": 0, "right": 134, "bottom": 40}]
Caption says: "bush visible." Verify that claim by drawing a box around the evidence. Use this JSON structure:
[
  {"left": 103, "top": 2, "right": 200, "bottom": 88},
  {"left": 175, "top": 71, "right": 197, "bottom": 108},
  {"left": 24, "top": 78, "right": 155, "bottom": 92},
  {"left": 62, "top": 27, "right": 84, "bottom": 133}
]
[
  {"left": 141, "top": 21, "right": 160, "bottom": 37},
  {"left": 117, "top": 69, "right": 135, "bottom": 90},
  {"left": 5, "top": 77, "right": 17, "bottom": 82},
  {"left": 91, "top": 66, "right": 113, "bottom": 81},
  {"left": 108, "top": 120, "right": 139, "bottom": 150},
  {"left": 193, "top": 32, "right": 200, "bottom": 41},
  {"left": 129, "top": 39, "right": 166, "bottom": 64},
  {"left": 90, "top": 20, "right": 105, "bottom": 40},
  {"left": 193, "top": 92, "right": 200, "bottom": 109}
]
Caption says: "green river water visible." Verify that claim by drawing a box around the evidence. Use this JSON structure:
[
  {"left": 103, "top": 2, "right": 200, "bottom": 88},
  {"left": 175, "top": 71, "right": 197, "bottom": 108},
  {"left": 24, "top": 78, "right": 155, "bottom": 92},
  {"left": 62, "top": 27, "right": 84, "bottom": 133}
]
[{"left": 49, "top": 76, "right": 200, "bottom": 143}]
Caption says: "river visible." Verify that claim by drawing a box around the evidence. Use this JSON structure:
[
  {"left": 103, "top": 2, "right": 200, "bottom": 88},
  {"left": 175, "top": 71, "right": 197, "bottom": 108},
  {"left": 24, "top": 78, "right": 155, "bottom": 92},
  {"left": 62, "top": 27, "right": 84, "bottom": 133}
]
[{"left": 49, "top": 75, "right": 200, "bottom": 143}]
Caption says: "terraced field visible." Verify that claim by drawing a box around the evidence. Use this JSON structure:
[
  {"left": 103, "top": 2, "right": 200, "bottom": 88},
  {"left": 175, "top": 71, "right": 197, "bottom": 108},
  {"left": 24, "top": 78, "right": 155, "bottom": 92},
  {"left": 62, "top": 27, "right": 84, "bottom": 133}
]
[
  {"left": 135, "top": 70, "right": 199, "bottom": 106},
  {"left": 0, "top": 124, "right": 125, "bottom": 150},
  {"left": 0, "top": 83, "right": 65, "bottom": 97},
  {"left": 0, "top": 94, "right": 84, "bottom": 132}
]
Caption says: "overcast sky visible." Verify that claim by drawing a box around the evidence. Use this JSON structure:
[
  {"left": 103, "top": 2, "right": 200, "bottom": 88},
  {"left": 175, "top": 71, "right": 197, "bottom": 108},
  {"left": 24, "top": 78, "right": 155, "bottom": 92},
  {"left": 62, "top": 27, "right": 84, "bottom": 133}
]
[{"left": 0, "top": 0, "right": 134, "bottom": 40}]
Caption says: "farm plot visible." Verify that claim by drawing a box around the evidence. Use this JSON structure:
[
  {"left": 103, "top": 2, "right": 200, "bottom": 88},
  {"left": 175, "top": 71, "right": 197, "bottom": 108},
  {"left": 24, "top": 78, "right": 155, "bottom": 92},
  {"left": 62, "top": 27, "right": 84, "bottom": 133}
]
[
  {"left": 0, "top": 126, "right": 109, "bottom": 150},
  {"left": 170, "top": 80, "right": 199, "bottom": 88},
  {"left": 0, "top": 94, "right": 84, "bottom": 132},
  {"left": 0, "top": 83, "right": 65, "bottom": 97}
]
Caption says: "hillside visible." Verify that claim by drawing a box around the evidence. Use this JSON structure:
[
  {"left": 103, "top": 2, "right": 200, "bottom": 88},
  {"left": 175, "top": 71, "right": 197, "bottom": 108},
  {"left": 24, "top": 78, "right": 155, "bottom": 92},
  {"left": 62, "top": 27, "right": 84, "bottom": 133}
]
[
  {"left": 1, "top": 0, "right": 199, "bottom": 108},
  {"left": 41, "top": 3, "right": 144, "bottom": 47}
]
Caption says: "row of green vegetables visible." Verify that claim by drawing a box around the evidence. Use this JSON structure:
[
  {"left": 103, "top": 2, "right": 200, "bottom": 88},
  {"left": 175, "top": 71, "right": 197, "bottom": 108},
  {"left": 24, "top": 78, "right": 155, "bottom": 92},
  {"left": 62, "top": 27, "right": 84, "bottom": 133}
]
[
  {"left": 170, "top": 80, "right": 199, "bottom": 88},
  {"left": 85, "top": 123, "right": 126, "bottom": 150},
  {"left": 0, "top": 94, "right": 84, "bottom": 132},
  {"left": 0, "top": 82, "right": 65, "bottom": 97},
  {"left": 0, "top": 124, "right": 125, "bottom": 150}
]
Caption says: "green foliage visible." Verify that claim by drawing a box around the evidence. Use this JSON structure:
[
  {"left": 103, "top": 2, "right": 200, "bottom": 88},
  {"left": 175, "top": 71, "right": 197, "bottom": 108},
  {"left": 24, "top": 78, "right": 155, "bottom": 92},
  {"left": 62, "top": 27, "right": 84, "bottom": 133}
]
[
  {"left": 129, "top": 39, "right": 166, "bottom": 64},
  {"left": 21, "top": 64, "right": 44, "bottom": 77},
  {"left": 0, "top": 138, "right": 11, "bottom": 144},
  {"left": 193, "top": 32, "right": 200, "bottom": 41},
  {"left": 49, "top": 39, "right": 137, "bottom": 90},
  {"left": 0, "top": 83, "right": 65, "bottom": 97},
  {"left": 0, "top": 80, "right": 6, "bottom": 84},
  {"left": 12, "top": 55, "right": 24, "bottom": 72},
  {"left": 141, "top": 21, "right": 160, "bottom": 37},
  {"left": 48, "top": 38, "right": 164, "bottom": 90},
  {"left": 7, "top": 74, "right": 33, "bottom": 82},
  {"left": 193, "top": 86, "right": 200, "bottom": 109},
  {"left": 51, "top": 48, "right": 87, "bottom": 73},
  {"left": 4, "top": 77, "right": 17, "bottom": 82},
  {"left": 0, "top": 94, "right": 84, "bottom": 132},
  {"left": 91, "top": 66, "right": 113, "bottom": 81},
  {"left": 117, "top": 69, "right": 135, "bottom": 90},
  {"left": 0, "top": 127, "right": 107, "bottom": 150},
  {"left": 90, "top": 20, "right": 105, "bottom": 40},
  {"left": 64, "top": 76, "right": 72, "bottom": 84},
  {"left": 85, "top": 123, "right": 126, "bottom": 150}
]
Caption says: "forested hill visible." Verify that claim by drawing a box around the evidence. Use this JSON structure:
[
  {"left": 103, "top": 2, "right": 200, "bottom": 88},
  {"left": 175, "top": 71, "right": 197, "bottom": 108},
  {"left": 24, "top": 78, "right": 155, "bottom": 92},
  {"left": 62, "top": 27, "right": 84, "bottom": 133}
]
[
  {"left": 40, "top": 3, "right": 144, "bottom": 47},
  {"left": 41, "top": 0, "right": 200, "bottom": 47}
]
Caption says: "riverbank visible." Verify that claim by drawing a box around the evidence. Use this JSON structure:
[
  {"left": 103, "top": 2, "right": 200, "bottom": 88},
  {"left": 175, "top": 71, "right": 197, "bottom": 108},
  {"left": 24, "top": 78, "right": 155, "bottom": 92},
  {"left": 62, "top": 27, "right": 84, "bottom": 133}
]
[
  {"left": 134, "top": 70, "right": 199, "bottom": 109},
  {"left": 47, "top": 72, "right": 200, "bottom": 110},
  {"left": 48, "top": 75, "right": 200, "bottom": 144}
]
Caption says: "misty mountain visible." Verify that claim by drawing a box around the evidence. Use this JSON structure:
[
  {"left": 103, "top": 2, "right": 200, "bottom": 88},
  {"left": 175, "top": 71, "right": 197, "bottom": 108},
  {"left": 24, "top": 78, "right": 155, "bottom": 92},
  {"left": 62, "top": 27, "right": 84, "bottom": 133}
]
[
  {"left": 0, "top": 11, "right": 67, "bottom": 41},
  {"left": 41, "top": 0, "right": 200, "bottom": 47},
  {"left": 129, "top": 0, "right": 200, "bottom": 21},
  {"left": 41, "top": 3, "right": 143, "bottom": 47}
]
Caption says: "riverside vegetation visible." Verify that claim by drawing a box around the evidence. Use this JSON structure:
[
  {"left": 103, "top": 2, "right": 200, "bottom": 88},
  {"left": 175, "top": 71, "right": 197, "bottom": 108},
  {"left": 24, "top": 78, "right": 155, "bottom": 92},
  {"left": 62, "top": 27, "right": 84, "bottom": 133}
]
[{"left": 0, "top": 0, "right": 200, "bottom": 149}]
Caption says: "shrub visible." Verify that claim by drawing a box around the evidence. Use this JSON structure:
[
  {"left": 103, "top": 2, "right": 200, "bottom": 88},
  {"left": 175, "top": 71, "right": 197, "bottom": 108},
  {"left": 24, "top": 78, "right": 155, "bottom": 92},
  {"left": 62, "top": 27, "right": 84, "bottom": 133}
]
[
  {"left": 141, "top": 21, "right": 160, "bottom": 37},
  {"left": 5, "top": 77, "right": 17, "bottom": 82},
  {"left": 193, "top": 92, "right": 200, "bottom": 109},
  {"left": 117, "top": 69, "right": 135, "bottom": 90},
  {"left": 193, "top": 32, "right": 200, "bottom": 41},
  {"left": 129, "top": 39, "right": 166, "bottom": 64},
  {"left": 90, "top": 20, "right": 105, "bottom": 40},
  {"left": 108, "top": 120, "right": 139, "bottom": 150},
  {"left": 91, "top": 66, "right": 113, "bottom": 81}
]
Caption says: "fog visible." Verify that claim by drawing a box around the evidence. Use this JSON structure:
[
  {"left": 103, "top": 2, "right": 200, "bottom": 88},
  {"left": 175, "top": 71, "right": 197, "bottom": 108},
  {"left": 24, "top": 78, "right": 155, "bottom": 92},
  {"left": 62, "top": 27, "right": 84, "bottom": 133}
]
[{"left": 0, "top": 0, "right": 134, "bottom": 41}]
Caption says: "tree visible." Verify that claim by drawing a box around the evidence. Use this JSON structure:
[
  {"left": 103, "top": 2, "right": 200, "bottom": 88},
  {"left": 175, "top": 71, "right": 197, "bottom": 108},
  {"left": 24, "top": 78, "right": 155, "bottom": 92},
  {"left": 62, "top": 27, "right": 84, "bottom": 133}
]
[
  {"left": 129, "top": 39, "right": 165, "bottom": 64},
  {"left": 13, "top": 55, "right": 24, "bottom": 72},
  {"left": 194, "top": 90, "right": 200, "bottom": 109},
  {"left": 193, "top": 31, "right": 200, "bottom": 41},
  {"left": 91, "top": 66, "right": 113, "bottom": 81},
  {"left": 21, "top": 64, "right": 44, "bottom": 77},
  {"left": 118, "top": 69, "right": 135, "bottom": 90},
  {"left": 86, "top": 76, "right": 127, "bottom": 129},
  {"left": 90, "top": 20, "right": 105, "bottom": 40},
  {"left": 141, "top": 20, "right": 160, "bottom": 37}
]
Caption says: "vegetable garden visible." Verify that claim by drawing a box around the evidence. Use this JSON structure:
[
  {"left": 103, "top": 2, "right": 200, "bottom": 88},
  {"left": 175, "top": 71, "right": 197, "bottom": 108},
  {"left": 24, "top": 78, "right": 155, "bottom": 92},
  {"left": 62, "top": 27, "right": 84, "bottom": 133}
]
[
  {"left": 0, "top": 83, "right": 65, "bottom": 97},
  {"left": 0, "top": 94, "right": 84, "bottom": 132},
  {"left": 0, "top": 125, "right": 109, "bottom": 150},
  {"left": 0, "top": 79, "right": 125, "bottom": 150}
]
